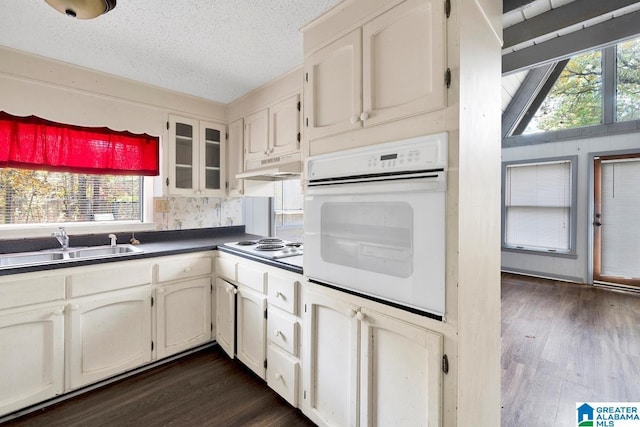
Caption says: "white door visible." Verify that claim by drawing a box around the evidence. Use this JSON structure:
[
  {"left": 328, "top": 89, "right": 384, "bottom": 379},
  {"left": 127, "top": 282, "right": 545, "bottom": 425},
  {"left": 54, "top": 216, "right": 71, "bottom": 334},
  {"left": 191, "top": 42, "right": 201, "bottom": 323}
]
[
  {"left": 168, "top": 115, "right": 199, "bottom": 195},
  {"left": 0, "top": 304, "right": 65, "bottom": 417},
  {"left": 270, "top": 93, "right": 301, "bottom": 156},
  {"left": 302, "top": 289, "right": 360, "bottom": 427},
  {"left": 156, "top": 277, "right": 212, "bottom": 359},
  {"left": 244, "top": 109, "right": 269, "bottom": 163},
  {"left": 304, "top": 29, "right": 363, "bottom": 141},
  {"left": 199, "top": 121, "right": 226, "bottom": 196},
  {"left": 227, "top": 118, "right": 244, "bottom": 196},
  {"left": 215, "top": 277, "right": 236, "bottom": 358},
  {"left": 362, "top": 0, "right": 447, "bottom": 127},
  {"left": 67, "top": 287, "right": 152, "bottom": 389},
  {"left": 594, "top": 155, "right": 640, "bottom": 286},
  {"left": 359, "top": 308, "right": 443, "bottom": 427},
  {"left": 236, "top": 286, "right": 267, "bottom": 379}
]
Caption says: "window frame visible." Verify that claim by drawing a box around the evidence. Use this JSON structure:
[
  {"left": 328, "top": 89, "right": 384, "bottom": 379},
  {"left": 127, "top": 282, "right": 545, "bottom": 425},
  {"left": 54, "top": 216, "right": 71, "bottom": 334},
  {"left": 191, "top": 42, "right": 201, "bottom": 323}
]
[
  {"left": 0, "top": 176, "right": 156, "bottom": 240},
  {"left": 501, "top": 156, "right": 578, "bottom": 257}
]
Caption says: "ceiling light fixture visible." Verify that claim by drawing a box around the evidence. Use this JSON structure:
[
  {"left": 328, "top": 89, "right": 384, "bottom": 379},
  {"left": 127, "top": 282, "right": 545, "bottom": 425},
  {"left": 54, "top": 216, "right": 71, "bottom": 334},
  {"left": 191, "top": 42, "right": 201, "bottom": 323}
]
[{"left": 44, "top": 0, "right": 116, "bottom": 19}]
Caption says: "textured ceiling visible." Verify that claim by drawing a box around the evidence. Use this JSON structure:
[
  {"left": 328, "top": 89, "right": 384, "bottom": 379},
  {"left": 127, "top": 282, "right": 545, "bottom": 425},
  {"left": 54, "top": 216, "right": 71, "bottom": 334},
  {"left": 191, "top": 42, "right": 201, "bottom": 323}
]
[{"left": 0, "top": 0, "right": 340, "bottom": 104}]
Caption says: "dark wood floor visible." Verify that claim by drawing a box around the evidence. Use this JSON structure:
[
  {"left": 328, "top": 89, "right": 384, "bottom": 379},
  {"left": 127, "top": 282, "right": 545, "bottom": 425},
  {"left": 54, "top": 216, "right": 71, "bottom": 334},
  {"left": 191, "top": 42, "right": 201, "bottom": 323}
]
[
  {"left": 501, "top": 273, "right": 640, "bottom": 426},
  {"left": 4, "top": 274, "right": 639, "bottom": 426},
  {"left": 3, "top": 346, "right": 315, "bottom": 427}
]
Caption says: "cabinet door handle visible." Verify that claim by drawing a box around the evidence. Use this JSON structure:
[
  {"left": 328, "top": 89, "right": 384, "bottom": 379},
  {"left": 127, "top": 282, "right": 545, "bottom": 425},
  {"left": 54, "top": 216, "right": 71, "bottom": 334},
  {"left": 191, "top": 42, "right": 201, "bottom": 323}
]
[
  {"left": 356, "top": 311, "right": 365, "bottom": 321},
  {"left": 157, "top": 288, "right": 166, "bottom": 294},
  {"left": 360, "top": 111, "right": 369, "bottom": 122},
  {"left": 274, "top": 372, "right": 283, "bottom": 381},
  {"left": 350, "top": 115, "right": 360, "bottom": 124},
  {"left": 269, "top": 148, "right": 274, "bottom": 153},
  {"left": 274, "top": 329, "right": 281, "bottom": 337},
  {"left": 348, "top": 308, "right": 357, "bottom": 318},
  {"left": 275, "top": 291, "right": 283, "bottom": 299},
  {"left": 53, "top": 308, "right": 64, "bottom": 316}
]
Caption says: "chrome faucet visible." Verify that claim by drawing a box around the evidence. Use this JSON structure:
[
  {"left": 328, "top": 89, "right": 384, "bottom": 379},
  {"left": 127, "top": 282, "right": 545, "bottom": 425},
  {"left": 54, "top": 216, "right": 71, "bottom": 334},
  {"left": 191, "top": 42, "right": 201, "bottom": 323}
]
[
  {"left": 52, "top": 227, "right": 69, "bottom": 250},
  {"left": 108, "top": 233, "right": 117, "bottom": 247}
]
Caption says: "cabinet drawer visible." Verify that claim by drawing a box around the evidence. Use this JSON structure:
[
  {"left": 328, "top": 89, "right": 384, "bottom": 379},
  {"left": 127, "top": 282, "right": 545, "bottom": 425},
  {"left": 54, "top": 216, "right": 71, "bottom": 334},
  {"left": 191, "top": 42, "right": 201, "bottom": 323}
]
[
  {"left": 215, "top": 257, "right": 237, "bottom": 281},
  {"left": 0, "top": 274, "right": 65, "bottom": 310},
  {"left": 267, "top": 273, "right": 298, "bottom": 314},
  {"left": 157, "top": 256, "right": 212, "bottom": 283},
  {"left": 268, "top": 308, "right": 298, "bottom": 355},
  {"left": 237, "top": 263, "right": 266, "bottom": 293},
  {"left": 67, "top": 262, "right": 152, "bottom": 297},
  {"left": 267, "top": 345, "right": 299, "bottom": 407}
]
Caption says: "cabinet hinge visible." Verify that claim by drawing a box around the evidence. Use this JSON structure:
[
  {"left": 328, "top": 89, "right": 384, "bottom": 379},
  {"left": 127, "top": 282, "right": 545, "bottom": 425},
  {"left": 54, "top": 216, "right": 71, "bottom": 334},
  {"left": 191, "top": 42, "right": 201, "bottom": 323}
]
[
  {"left": 211, "top": 283, "right": 214, "bottom": 293},
  {"left": 297, "top": 132, "right": 301, "bottom": 143},
  {"left": 264, "top": 309, "right": 268, "bottom": 319},
  {"left": 211, "top": 323, "right": 213, "bottom": 331},
  {"left": 225, "top": 181, "right": 229, "bottom": 190},
  {"left": 264, "top": 359, "right": 268, "bottom": 369},
  {"left": 445, "top": 68, "right": 452, "bottom": 89},
  {"left": 442, "top": 354, "right": 449, "bottom": 374},
  {"left": 445, "top": 0, "right": 451, "bottom": 18},
  {"left": 304, "top": 390, "right": 307, "bottom": 400},
  {"left": 297, "top": 101, "right": 301, "bottom": 111},
  {"left": 152, "top": 341, "right": 155, "bottom": 351},
  {"left": 304, "top": 304, "right": 307, "bottom": 313},
  {"left": 151, "top": 296, "right": 154, "bottom": 307},
  {"left": 305, "top": 117, "right": 309, "bottom": 128},
  {"left": 305, "top": 72, "right": 309, "bottom": 83},
  {"left": 165, "top": 177, "right": 169, "bottom": 187},
  {"left": 225, "top": 132, "right": 229, "bottom": 140}
]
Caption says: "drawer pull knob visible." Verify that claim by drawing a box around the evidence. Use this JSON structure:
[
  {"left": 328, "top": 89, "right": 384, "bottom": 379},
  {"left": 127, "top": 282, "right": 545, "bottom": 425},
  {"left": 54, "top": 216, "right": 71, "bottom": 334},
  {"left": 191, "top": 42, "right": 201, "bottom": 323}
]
[
  {"left": 348, "top": 309, "right": 357, "bottom": 318},
  {"left": 274, "top": 329, "right": 281, "bottom": 337},
  {"left": 275, "top": 372, "right": 282, "bottom": 381},
  {"left": 275, "top": 291, "right": 283, "bottom": 298},
  {"left": 158, "top": 288, "right": 166, "bottom": 294},
  {"left": 53, "top": 308, "right": 64, "bottom": 316},
  {"left": 356, "top": 311, "right": 365, "bottom": 321}
]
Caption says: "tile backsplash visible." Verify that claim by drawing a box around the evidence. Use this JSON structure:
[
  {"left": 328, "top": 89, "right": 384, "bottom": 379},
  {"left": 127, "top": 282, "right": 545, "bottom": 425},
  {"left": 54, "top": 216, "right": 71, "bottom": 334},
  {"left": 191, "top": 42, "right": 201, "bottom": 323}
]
[{"left": 153, "top": 197, "right": 243, "bottom": 230}]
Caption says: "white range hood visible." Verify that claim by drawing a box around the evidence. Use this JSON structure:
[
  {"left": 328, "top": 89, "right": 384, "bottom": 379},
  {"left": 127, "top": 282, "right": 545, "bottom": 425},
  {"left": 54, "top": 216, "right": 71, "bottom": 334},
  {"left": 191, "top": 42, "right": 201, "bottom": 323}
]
[{"left": 236, "top": 152, "right": 302, "bottom": 181}]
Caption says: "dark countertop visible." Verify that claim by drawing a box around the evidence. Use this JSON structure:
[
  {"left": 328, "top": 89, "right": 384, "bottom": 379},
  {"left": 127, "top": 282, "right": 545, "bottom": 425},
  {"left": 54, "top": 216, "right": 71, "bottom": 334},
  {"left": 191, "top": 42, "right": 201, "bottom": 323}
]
[{"left": 0, "top": 226, "right": 303, "bottom": 276}]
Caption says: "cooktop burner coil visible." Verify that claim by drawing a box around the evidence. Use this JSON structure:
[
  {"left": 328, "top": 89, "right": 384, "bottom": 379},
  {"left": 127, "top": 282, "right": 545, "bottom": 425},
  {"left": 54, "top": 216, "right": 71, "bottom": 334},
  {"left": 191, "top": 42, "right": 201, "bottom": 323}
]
[{"left": 255, "top": 244, "right": 286, "bottom": 251}]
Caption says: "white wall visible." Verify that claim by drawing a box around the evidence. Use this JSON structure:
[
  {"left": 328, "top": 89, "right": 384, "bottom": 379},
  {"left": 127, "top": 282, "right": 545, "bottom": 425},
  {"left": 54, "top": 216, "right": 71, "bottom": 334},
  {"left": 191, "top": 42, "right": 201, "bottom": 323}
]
[{"left": 502, "top": 131, "right": 640, "bottom": 283}]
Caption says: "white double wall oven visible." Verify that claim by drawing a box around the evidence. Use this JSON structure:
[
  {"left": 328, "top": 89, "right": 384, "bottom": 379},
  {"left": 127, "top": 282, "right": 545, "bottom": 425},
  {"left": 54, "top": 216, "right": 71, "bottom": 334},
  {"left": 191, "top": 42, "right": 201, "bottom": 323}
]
[{"left": 304, "top": 133, "right": 448, "bottom": 317}]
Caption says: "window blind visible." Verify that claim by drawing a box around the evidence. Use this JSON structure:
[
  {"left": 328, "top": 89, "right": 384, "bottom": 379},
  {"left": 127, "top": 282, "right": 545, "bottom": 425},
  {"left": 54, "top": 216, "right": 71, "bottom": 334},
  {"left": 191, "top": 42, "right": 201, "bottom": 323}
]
[{"left": 505, "top": 160, "right": 571, "bottom": 251}]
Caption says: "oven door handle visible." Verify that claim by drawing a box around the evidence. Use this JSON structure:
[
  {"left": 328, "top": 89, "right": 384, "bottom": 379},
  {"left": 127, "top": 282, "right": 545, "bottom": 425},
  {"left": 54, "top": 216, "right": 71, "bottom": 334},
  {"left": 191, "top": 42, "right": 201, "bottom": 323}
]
[{"left": 305, "top": 174, "right": 445, "bottom": 196}]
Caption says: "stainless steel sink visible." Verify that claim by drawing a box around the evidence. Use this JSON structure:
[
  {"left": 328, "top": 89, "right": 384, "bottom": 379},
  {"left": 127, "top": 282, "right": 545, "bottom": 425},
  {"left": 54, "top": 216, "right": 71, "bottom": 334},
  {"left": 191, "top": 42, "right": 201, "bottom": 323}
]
[
  {"left": 68, "top": 245, "right": 143, "bottom": 258},
  {"left": 0, "top": 244, "right": 143, "bottom": 269},
  {"left": 0, "top": 251, "right": 66, "bottom": 267}
]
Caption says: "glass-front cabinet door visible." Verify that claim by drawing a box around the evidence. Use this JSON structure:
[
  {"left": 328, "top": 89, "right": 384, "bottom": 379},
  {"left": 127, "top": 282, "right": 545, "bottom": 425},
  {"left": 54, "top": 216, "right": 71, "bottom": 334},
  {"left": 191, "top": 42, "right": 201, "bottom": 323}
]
[{"left": 168, "top": 115, "right": 225, "bottom": 196}]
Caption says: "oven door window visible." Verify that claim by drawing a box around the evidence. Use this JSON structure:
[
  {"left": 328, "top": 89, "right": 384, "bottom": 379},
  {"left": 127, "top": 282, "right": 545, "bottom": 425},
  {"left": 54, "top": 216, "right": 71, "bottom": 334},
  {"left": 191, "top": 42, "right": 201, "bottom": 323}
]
[{"left": 320, "top": 202, "right": 413, "bottom": 278}]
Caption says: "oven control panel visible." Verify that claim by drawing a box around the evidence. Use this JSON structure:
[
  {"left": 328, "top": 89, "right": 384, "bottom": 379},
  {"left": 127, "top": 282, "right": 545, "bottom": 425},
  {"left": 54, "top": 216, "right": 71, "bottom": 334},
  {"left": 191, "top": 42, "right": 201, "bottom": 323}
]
[{"left": 308, "top": 132, "right": 447, "bottom": 180}]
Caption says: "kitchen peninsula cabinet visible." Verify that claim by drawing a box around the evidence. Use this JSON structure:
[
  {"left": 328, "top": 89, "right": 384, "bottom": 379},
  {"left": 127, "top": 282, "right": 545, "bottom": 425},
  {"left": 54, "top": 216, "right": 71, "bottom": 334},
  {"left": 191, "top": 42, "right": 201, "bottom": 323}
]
[
  {"left": 167, "top": 115, "right": 226, "bottom": 196},
  {"left": 301, "top": 284, "right": 443, "bottom": 427},
  {"left": 303, "top": 0, "right": 447, "bottom": 152}
]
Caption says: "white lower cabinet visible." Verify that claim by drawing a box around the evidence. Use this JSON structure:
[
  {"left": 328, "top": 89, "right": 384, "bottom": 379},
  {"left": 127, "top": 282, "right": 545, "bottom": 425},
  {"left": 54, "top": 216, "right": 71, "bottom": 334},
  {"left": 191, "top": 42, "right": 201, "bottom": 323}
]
[
  {"left": 302, "top": 285, "right": 443, "bottom": 427},
  {"left": 0, "top": 303, "right": 65, "bottom": 416},
  {"left": 215, "top": 277, "right": 236, "bottom": 358},
  {"left": 236, "top": 285, "right": 267, "bottom": 379},
  {"left": 66, "top": 286, "right": 153, "bottom": 390},
  {"left": 156, "top": 277, "right": 212, "bottom": 359}
]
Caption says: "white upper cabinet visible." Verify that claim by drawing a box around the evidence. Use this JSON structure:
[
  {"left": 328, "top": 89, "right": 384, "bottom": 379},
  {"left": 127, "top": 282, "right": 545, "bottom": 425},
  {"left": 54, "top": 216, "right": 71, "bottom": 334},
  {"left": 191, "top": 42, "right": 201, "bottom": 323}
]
[
  {"left": 243, "top": 94, "right": 301, "bottom": 169},
  {"left": 167, "top": 115, "right": 226, "bottom": 196},
  {"left": 304, "top": 0, "right": 447, "bottom": 142},
  {"left": 244, "top": 109, "right": 270, "bottom": 163},
  {"left": 227, "top": 118, "right": 244, "bottom": 196},
  {"left": 304, "top": 30, "right": 363, "bottom": 141}
]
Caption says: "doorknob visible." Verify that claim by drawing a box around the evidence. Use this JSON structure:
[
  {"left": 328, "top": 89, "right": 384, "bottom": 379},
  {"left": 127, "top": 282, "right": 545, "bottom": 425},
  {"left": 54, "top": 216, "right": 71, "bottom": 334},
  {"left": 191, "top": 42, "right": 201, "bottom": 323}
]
[{"left": 594, "top": 221, "right": 602, "bottom": 226}]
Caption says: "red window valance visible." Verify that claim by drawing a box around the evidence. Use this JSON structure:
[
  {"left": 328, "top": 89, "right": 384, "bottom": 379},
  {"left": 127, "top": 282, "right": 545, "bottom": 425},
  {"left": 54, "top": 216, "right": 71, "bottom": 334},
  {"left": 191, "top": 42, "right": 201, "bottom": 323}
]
[{"left": 0, "top": 112, "right": 159, "bottom": 176}]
